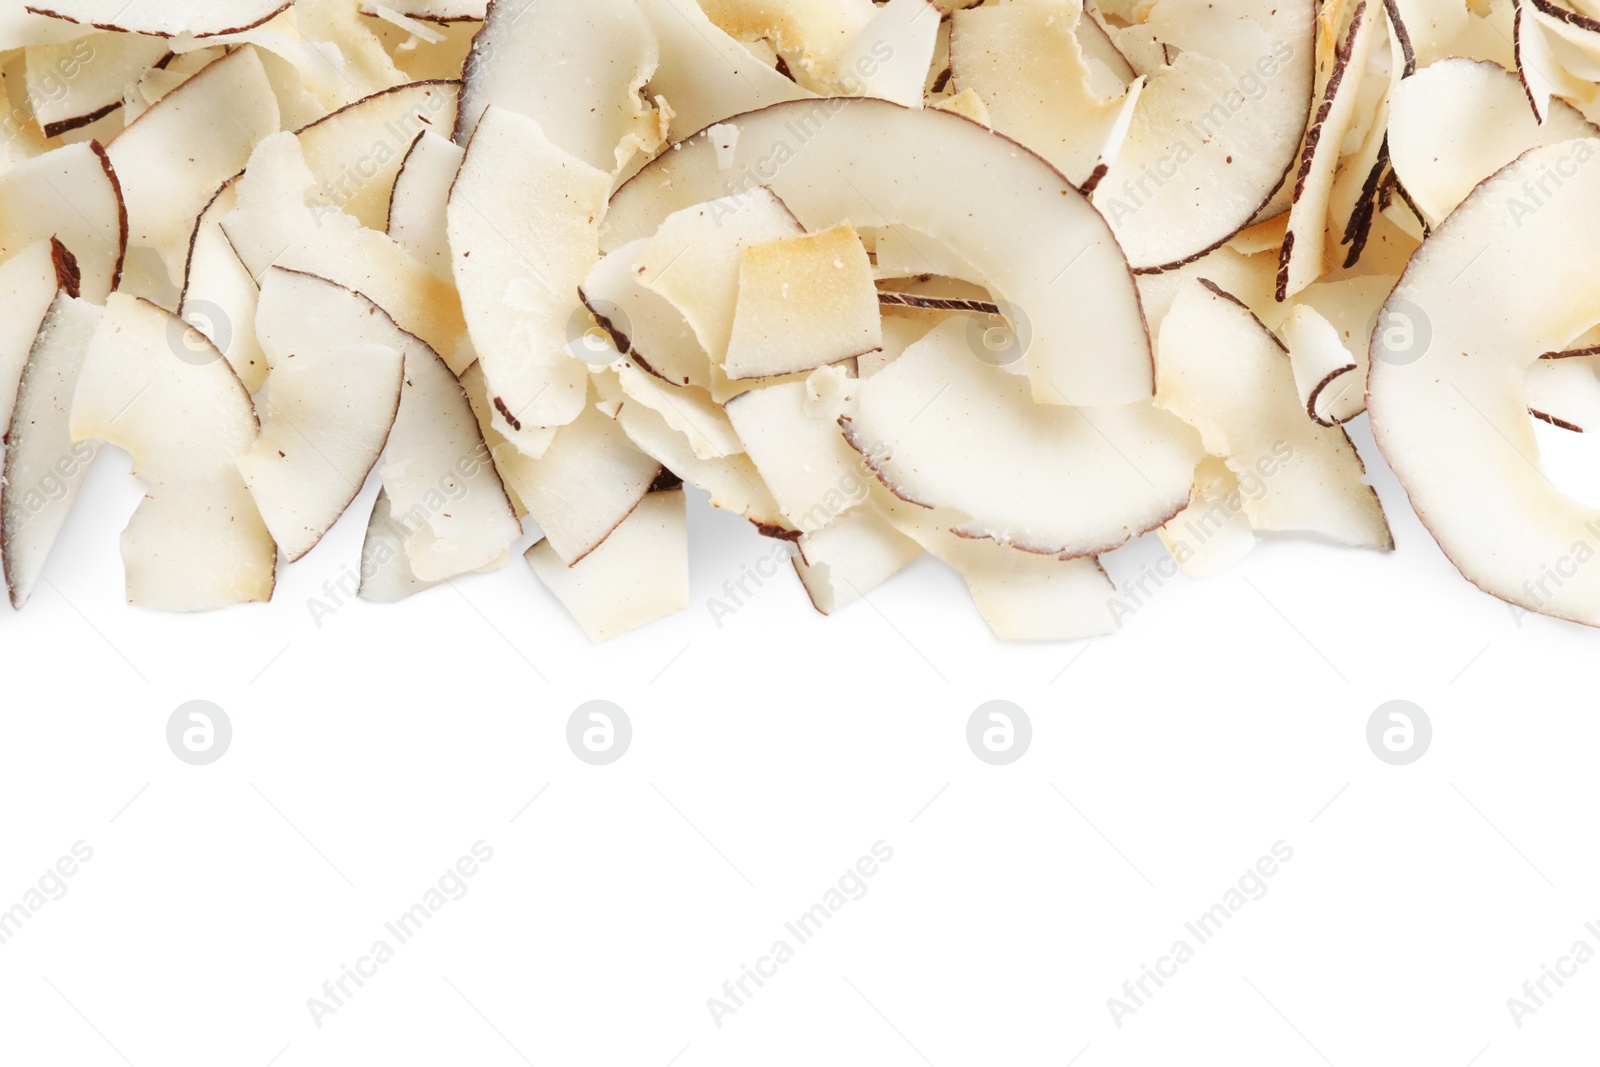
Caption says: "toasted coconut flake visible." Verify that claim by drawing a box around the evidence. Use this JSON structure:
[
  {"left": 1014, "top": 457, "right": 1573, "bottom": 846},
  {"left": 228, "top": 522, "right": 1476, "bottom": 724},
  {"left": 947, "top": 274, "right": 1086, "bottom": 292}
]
[
  {"left": 1157, "top": 280, "right": 1391, "bottom": 548},
  {"left": 793, "top": 508, "right": 922, "bottom": 615},
  {"left": 386, "top": 130, "right": 462, "bottom": 280},
  {"left": 1369, "top": 137, "right": 1600, "bottom": 624},
  {"left": 71, "top": 294, "right": 276, "bottom": 610},
  {"left": 448, "top": 106, "right": 610, "bottom": 439},
  {"left": 633, "top": 189, "right": 805, "bottom": 368},
  {"left": 725, "top": 224, "right": 882, "bottom": 381},
  {"left": 0, "top": 141, "right": 126, "bottom": 301},
  {"left": 1278, "top": 0, "right": 1380, "bottom": 300},
  {"left": 950, "top": 0, "right": 1140, "bottom": 186},
  {"left": 606, "top": 97, "right": 1155, "bottom": 407},
  {"left": 26, "top": 0, "right": 295, "bottom": 38},
  {"left": 518, "top": 403, "right": 663, "bottom": 566},
  {"left": 223, "top": 130, "right": 474, "bottom": 374},
  {"left": 1158, "top": 457, "right": 1260, "bottom": 578},
  {"left": 179, "top": 182, "right": 270, "bottom": 393},
  {"left": 107, "top": 47, "right": 281, "bottom": 281},
  {"left": 296, "top": 80, "right": 460, "bottom": 232},
  {"left": 378, "top": 314, "right": 520, "bottom": 581},
  {"left": 2, "top": 292, "right": 102, "bottom": 608},
  {"left": 842, "top": 318, "right": 1203, "bottom": 558},
  {"left": 1094, "top": 0, "right": 1317, "bottom": 272},
  {"left": 525, "top": 488, "right": 689, "bottom": 642},
  {"left": 26, "top": 32, "right": 167, "bottom": 137},
  {"left": 1388, "top": 58, "right": 1595, "bottom": 229},
  {"left": 636, "top": 0, "right": 813, "bottom": 139},
  {"left": 239, "top": 269, "right": 406, "bottom": 562},
  {"left": 724, "top": 372, "right": 873, "bottom": 532},
  {"left": 456, "top": 0, "right": 660, "bottom": 174}
]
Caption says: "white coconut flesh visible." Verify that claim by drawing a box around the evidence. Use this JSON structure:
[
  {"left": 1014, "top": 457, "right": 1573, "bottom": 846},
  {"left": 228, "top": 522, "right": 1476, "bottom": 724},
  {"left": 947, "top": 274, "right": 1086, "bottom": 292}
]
[
  {"left": 1369, "top": 137, "right": 1600, "bottom": 625},
  {"left": 605, "top": 97, "right": 1156, "bottom": 408}
]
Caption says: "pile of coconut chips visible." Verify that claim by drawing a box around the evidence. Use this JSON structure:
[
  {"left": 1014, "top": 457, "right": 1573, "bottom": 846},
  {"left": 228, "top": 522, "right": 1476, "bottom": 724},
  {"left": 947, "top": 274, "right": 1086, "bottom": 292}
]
[{"left": 3, "top": 0, "right": 1600, "bottom": 639}]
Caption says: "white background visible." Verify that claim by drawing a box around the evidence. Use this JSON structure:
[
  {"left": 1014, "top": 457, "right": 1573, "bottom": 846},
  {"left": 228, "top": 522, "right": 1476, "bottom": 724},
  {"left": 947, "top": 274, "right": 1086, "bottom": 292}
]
[{"left": 2, "top": 415, "right": 1598, "bottom": 1067}]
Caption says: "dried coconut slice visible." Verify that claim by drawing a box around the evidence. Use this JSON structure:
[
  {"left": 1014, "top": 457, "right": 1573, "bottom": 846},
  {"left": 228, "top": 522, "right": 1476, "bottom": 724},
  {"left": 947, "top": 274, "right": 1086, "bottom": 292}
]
[
  {"left": 724, "top": 372, "right": 874, "bottom": 532},
  {"left": 793, "top": 508, "right": 922, "bottom": 615},
  {"left": 1368, "top": 137, "right": 1600, "bottom": 625},
  {"left": 949, "top": 0, "right": 1139, "bottom": 186},
  {"left": 0, "top": 240, "right": 74, "bottom": 438},
  {"left": 1527, "top": 355, "right": 1600, "bottom": 431},
  {"left": 632, "top": 190, "right": 805, "bottom": 368},
  {"left": 296, "top": 80, "right": 459, "bottom": 233},
  {"left": 448, "top": 106, "right": 610, "bottom": 439},
  {"left": 360, "top": 0, "right": 486, "bottom": 19},
  {"left": 724, "top": 225, "right": 882, "bottom": 381},
  {"left": 843, "top": 318, "right": 1203, "bottom": 557},
  {"left": 106, "top": 47, "right": 281, "bottom": 282},
  {"left": 600, "top": 392, "right": 786, "bottom": 528},
  {"left": 698, "top": 0, "right": 874, "bottom": 86},
  {"left": 1284, "top": 304, "right": 1362, "bottom": 427},
  {"left": 222, "top": 131, "right": 474, "bottom": 374},
  {"left": 1157, "top": 280, "right": 1391, "bottom": 548},
  {"left": 605, "top": 97, "right": 1155, "bottom": 407},
  {"left": 525, "top": 487, "right": 689, "bottom": 642},
  {"left": 358, "top": 489, "right": 440, "bottom": 603},
  {"left": 239, "top": 268, "right": 405, "bottom": 562},
  {"left": 1158, "top": 457, "right": 1260, "bottom": 579},
  {"left": 581, "top": 237, "right": 713, "bottom": 391},
  {"left": 635, "top": 0, "right": 814, "bottom": 140},
  {"left": 178, "top": 182, "right": 270, "bottom": 393},
  {"left": 612, "top": 362, "right": 742, "bottom": 460},
  {"left": 2, "top": 292, "right": 101, "bottom": 608},
  {"left": 519, "top": 402, "right": 663, "bottom": 566},
  {"left": 1279, "top": 0, "right": 1381, "bottom": 300},
  {"left": 456, "top": 0, "right": 660, "bottom": 174},
  {"left": 1093, "top": 0, "right": 1316, "bottom": 272},
  {"left": 25, "top": 0, "right": 295, "bottom": 38},
  {"left": 376, "top": 312, "right": 520, "bottom": 581},
  {"left": 867, "top": 488, "right": 1119, "bottom": 640},
  {"left": 0, "top": 141, "right": 125, "bottom": 301},
  {"left": 1137, "top": 245, "right": 1284, "bottom": 341},
  {"left": 25, "top": 32, "right": 168, "bottom": 137},
  {"left": 1514, "top": 0, "right": 1568, "bottom": 123},
  {"left": 1384, "top": 0, "right": 1470, "bottom": 70},
  {"left": 1389, "top": 58, "right": 1596, "bottom": 228},
  {"left": 823, "top": 0, "right": 942, "bottom": 107},
  {"left": 70, "top": 294, "right": 276, "bottom": 611},
  {"left": 292, "top": 0, "right": 409, "bottom": 104},
  {"left": 386, "top": 130, "right": 461, "bottom": 280}
]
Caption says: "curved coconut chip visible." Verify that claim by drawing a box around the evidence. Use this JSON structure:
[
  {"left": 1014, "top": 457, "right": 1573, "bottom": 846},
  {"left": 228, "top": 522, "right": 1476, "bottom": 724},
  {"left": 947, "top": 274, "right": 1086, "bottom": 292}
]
[
  {"left": 606, "top": 97, "right": 1155, "bottom": 408},
  {"left": 1369, "top": 137, "right": 1600, "bottom": 625},
  {"left": 1388, "top": 57, "right": 1596, "bottom": 228},
  {"left": 1094, "top": 0, "right": 1317, "bottom": 272},
  {"left": 70, "top": 294, "right": 277, "bottom": 611},
  {"left": 455, "top": 0, "right": 663, "bottom": 175},
  {"left": 26, "top": 0, "right": 294, "bottom": 38},
  {"left": 841, "top": 318, "right": 1203, "bottom": 558},
  {"left": 1156, "top": 280, "right": 1392, "bottom": 548}
]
